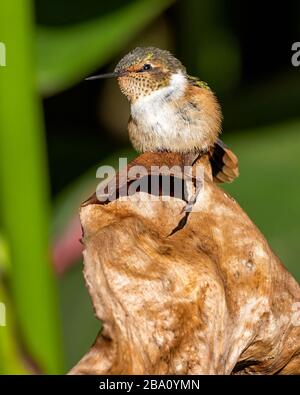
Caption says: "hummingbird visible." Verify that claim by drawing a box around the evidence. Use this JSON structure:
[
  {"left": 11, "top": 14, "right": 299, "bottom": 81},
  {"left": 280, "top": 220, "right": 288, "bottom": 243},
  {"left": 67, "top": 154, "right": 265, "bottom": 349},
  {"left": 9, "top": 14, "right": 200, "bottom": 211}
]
[{"left": 86, "top": 47, "right": 238, "bottom": 183}]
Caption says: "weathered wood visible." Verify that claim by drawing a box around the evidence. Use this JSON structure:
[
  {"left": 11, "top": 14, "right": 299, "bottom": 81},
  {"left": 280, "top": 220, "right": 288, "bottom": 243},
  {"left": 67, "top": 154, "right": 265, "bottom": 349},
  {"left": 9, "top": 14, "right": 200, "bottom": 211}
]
[{"left": 70, "top": 152, "right": 300, "bottom": 375}]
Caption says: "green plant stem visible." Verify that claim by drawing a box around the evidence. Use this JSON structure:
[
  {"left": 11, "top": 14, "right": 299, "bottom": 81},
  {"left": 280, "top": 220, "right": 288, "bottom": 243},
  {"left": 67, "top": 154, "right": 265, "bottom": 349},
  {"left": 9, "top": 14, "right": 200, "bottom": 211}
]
[{"left": 0, "top": 1, "right": 63, "bottom": 373}]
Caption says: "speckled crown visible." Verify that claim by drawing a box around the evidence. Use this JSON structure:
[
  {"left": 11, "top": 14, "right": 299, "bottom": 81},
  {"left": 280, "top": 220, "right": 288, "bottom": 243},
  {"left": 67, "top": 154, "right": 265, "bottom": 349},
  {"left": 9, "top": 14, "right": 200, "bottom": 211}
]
[{"left": 115, "top": 47, "right": 186, "bottom": 74}]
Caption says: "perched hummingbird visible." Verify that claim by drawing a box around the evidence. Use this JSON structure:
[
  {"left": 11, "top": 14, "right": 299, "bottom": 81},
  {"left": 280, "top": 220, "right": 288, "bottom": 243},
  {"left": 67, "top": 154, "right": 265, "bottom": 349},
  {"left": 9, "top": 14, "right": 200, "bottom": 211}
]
[{"left": 87, "top": 47, "right": 238, "bottom": 183}]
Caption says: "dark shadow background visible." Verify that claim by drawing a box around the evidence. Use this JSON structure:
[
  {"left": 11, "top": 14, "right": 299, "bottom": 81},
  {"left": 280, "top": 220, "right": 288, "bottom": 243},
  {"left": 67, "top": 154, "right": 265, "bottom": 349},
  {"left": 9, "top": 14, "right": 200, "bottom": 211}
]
[{"left": 38, "top": 0, "right": 300, "bottom": 192}]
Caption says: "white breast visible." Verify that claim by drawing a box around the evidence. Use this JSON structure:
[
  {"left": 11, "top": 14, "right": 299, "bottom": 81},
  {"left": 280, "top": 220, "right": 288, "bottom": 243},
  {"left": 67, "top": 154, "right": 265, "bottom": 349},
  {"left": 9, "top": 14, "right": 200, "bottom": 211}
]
[{"left": 131, "top": 73, "right": 187, "bottom": 147}]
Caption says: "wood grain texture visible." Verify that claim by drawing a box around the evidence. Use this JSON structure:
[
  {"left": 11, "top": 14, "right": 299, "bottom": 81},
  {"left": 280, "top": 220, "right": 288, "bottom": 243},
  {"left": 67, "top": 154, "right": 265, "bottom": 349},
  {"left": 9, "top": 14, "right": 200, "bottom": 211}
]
[{"left": 70, "top": 152, "right": 300, "bottom": 375}]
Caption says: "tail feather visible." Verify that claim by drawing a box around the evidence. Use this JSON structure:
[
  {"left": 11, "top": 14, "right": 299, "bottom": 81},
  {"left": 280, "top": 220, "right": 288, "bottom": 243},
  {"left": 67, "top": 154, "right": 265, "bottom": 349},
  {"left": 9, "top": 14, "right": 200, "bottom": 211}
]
[{"left": 209, "top": 139, "right": 239, "bottom": 183}]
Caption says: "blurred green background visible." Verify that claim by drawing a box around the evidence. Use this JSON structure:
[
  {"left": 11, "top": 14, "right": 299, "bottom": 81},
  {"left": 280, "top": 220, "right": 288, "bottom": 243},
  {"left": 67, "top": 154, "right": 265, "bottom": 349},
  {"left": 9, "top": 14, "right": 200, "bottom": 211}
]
[{"left": 0, "top": 0, "right": 299, "bottom": 374}]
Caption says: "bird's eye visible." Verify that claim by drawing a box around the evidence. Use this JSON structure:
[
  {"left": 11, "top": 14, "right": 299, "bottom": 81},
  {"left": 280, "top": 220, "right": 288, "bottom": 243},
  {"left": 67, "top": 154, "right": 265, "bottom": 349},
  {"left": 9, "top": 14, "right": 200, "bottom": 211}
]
[{"left": 142, "top": 64, "right": 152, "bottom": 71}]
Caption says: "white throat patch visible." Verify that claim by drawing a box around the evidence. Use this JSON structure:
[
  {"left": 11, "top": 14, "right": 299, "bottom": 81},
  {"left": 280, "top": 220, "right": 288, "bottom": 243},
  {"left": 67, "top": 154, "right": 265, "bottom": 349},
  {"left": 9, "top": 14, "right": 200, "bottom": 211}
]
[
  {"left": 131, "top": 72, "right": 187, "bottom": 143},
  {"left": 132, "top": 72, "right": 187, "bottom": 110}
]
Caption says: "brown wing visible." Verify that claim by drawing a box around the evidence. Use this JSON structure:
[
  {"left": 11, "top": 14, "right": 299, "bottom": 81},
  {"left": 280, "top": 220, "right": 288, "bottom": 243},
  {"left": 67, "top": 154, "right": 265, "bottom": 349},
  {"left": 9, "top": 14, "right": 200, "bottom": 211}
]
[{"left": 209, "top": 139, "right": 239, "bottom": 183}]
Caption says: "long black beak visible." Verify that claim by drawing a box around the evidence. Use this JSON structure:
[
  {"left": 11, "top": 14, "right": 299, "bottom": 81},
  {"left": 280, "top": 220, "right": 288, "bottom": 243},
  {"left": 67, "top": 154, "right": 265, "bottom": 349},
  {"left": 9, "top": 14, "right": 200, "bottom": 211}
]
[{"left": 85, "top": 71, "right": 121, "bottom": 81}]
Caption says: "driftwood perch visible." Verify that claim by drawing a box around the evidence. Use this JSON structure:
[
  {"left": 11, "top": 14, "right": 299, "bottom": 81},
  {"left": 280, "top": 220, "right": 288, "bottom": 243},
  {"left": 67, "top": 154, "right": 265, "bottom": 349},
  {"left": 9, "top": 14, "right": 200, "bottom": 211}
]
[{"left": 70, "top": 152, "right": 300, "bottom": 375}]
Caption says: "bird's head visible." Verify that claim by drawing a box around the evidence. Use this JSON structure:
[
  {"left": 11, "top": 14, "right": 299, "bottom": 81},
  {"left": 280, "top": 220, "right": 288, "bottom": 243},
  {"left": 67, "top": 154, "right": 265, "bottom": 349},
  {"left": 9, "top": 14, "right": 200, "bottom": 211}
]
[{"left": 86, "top": 47, "right": 187, "bottom": 102}]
